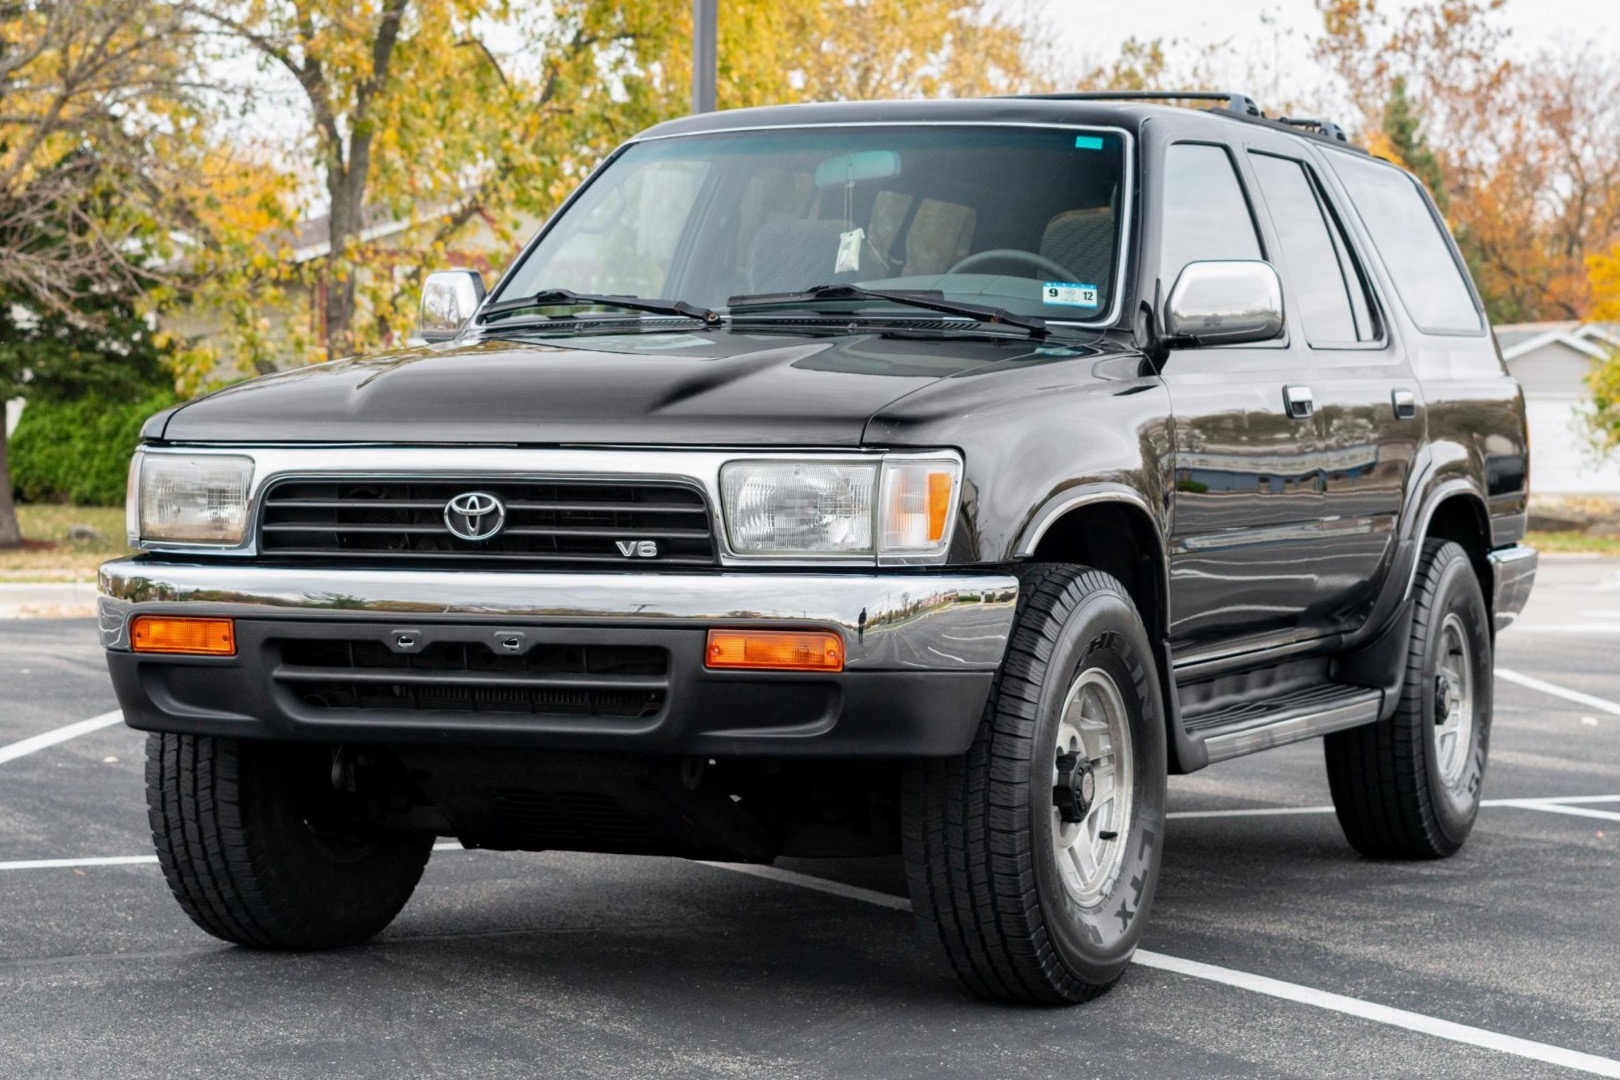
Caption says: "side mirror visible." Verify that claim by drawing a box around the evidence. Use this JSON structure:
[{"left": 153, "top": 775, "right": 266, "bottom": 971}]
[
  {"left": 1164, "top": 260, "right": 1284, "bottom": 348},
  {"left": 418, "top": 270, "right": 486, "bottom": 343}
]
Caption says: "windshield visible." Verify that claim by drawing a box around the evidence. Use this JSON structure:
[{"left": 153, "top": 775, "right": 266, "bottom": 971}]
[{"left": 493, "top": 125, "right": 1130, "bottom": 324}]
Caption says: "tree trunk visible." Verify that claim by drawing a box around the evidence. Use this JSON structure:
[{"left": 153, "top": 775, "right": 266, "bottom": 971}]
[
  {"left": 323, "top": 167, "right": 362, "bottom": 360},
  {"left": 0, "top": 426, "right": 26, "bottom": 550}
]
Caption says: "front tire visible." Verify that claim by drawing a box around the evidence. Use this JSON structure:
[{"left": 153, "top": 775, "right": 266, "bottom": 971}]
[
  {"left": 1325, "top": 539, "right": 1493, "bottom": 858},
  {"left": 146, "top": 734, "right": 435, "bottom": 949},
  {"left": 902, "top": 566, "right": 1167, "bottom": 1004}
]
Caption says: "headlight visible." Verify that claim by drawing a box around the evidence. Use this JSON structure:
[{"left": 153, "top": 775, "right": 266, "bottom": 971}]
[
  {"left": 720, "top": 454, "right": 961, "bottom": 559},
  {"left": 135, "top": 453, "right": 255, "bottom": 545},
  {"left": 722, "top": 461, "right": 876, "bottom": 555}
]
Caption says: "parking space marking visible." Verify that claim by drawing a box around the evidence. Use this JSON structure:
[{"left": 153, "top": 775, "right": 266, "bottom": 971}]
[
  {"left": 0, "top": 841, "right": 465, "bottom": 873},
  {"left": 1497, "top": 668, "right": 1620, "bottom": 717},
  {"left": 697, "top": 862, "right": 1620, "bottom": 1078},
  {"left": 0, "top": 711, "right": 122, "bottom": 767},
  {"left": 0, "top": 855, "right": 157, "bottom": 871},
  {"left": 1169, "top": 796, "right": 1620, "bottom": 821},
  {"left": 1131, "top": 951, "right": 1620, "bottom": 1078},
  {"left": 696, "top": 861, "right": 914, "bottom": 911},
  {"left": 1168, "top": 806, "right": 1337, "bottom": 820},
  {"left": 1491, "top": 801, "right": 1620, "bottom": 824}
]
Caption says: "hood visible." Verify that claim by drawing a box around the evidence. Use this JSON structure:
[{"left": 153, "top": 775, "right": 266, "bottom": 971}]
[{"left": 154, "top": 327, "right": 1112, "bottom": 446}]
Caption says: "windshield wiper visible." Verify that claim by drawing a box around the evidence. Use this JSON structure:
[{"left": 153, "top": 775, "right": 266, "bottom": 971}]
[
  {"left": 727, "top": 284, "right": 1049, "bottom": 338},
  {"left": 478, "top": 288, "right": 721, "bottom": 326}
]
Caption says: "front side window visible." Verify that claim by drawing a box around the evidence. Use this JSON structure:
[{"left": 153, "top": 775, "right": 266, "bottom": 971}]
[
  {"left": 1327, "top": 152, "right": 1483, "bottom": 335},
  {"left": 495, "top": 126, "right": 1130, "bottom": 323},
  {"left": 1158, "top": 142, "right": 1263, "bottom": 288}
]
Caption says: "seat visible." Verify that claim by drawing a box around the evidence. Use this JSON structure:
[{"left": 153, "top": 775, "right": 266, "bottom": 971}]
[
  {"left": 1038, "top": 207, "right": 1116, "bottom": 296},
  {"left": 745, "top": 219, "right": 861, "bottom": 295}
]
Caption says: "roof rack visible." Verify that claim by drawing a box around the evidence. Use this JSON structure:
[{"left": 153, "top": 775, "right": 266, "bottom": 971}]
[
  {"left": 1276, "top": 116, "right": 1350, "bottom": 143},
  {"left": 1017, "top": 90, "right": 1263, "bottom": 117},
  {"left": 1011, "top": 89, "right": 1368, "bottom": 153}
]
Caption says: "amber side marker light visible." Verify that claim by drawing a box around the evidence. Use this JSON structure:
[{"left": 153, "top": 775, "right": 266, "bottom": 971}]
[
  {"left": 131, "top": 616, "right": 236, "bottom": 656},
  {"left": 706, "top": 629, "right": 844, "bottom": 672}
]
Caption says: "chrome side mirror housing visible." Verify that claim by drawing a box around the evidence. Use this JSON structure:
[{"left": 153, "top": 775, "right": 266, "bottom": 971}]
[
  {"left": 1164, "top": 260, "right": 1285, "bottom": 348},
  {"left": 418, "top": 270, "right": 486, "bottom": 343}
]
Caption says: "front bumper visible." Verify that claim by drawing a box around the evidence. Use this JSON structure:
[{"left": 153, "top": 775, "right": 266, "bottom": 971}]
[{"left": 99, "top": 560, "right": 1019, "bottom": 757}]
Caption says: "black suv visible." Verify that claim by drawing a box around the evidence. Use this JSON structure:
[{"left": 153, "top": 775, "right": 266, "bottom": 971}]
[{"left": 101, "top": 92, "right": 1537, "bottom": 1004}]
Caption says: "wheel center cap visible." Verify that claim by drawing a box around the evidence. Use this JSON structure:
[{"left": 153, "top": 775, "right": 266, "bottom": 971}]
[
  {"left": 1054, "top": 752, "right": 1095, "bottom": 824},
  {"left": 1435, "top": 674, "right": 1454, "bottom": 721}
]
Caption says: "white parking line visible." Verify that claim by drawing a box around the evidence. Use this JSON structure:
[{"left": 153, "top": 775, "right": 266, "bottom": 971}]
[
  {"left": 0, "top": 855, "right": 157, "bottom": 871},
  {"left": 1497, "top": 668, "right": 1620, "bottom": 717},
  {"left": 1169, "top": 797, "right": 1620, "bottom": 821},
  {"left": 696, "top": 861, "right": 1620, "bottom": 1078},
  {"left": 1489, "top": 801, "right": 1620, "bottom": 824},
  {"left": 1131, "top": 950, "right": 1620, "bottom": 1078},
  {"left": 0, "top": 711, "right": 123, "bottom": 766},
  {"left": 0, "top": 841, "right": 465, "bottom": 872}
]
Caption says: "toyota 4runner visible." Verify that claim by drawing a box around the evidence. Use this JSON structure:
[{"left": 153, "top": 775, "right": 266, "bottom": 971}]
[{"left": 101, "top": 91, "right": 1538, "bottom": 1004}]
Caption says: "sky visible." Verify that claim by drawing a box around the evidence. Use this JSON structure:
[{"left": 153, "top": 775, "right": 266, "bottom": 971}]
[
  {"left": 1021, "top": 0, "right": 1620, "bottom": 59},
  {"left": 1009, "top": 0, "right": 1620, "bottom": 113}
]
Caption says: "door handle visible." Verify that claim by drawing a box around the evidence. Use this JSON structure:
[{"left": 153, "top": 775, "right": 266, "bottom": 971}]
[
  {"left": 1283, "top": 384, "right": 1314, "bottom": 419},
  {"left": 1392, "top": 388, "right": 1418, "bottom": 420}
]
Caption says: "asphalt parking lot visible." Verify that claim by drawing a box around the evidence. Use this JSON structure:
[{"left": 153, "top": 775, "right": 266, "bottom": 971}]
[{"left": 1, "top": 559, "right": 1616, "bottom": 1078}]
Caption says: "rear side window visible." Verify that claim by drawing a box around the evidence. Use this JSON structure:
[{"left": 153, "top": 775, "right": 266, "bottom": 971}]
[
  {"left": 1160, "top": 143, "right": 1262, "bottom": 288},
  {"left": 1328, "top": 153, "right": 1482, "bottom": 335},
  {"left": 1248, "top": 153, "right": 1380, "bottom": 346}
]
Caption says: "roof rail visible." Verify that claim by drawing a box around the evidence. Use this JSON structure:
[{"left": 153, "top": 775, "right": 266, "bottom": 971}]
[
  {"left": 1017, "top": 90, "right": 1263, "bottom": 117},
  {"left": 1276, "top": 116, "right": 1350, "bottom": 143}
]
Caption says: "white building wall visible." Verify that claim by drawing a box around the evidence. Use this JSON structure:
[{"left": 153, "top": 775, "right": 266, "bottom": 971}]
[{"left": 1523, "top": 395, "right": 1620, "bottom": 496}]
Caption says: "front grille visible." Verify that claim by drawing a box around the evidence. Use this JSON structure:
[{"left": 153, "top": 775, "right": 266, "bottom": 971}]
[
  {"left": 258, "top": 477, "right": 717, "bottom": 567},
  {"left": 275, "top": 638, "right": 668, "bottom": 718}
]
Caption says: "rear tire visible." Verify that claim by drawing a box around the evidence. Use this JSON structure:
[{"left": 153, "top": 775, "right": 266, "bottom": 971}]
[
  {"left": 1325, "top": 539, "right": 1492, "bottom": 858},
  {"left": 146, "top": 734, "right": 434, "bottom": 949},
  {"left": 902, "top": 565, "right": 1167, "bottom": 1004}
]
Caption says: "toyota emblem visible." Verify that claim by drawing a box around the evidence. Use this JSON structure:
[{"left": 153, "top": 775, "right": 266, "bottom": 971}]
[{"left": 443, "top": 491, "right": 507, "bottom": 542}]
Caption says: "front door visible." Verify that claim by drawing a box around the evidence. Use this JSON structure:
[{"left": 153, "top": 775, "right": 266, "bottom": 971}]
[{"left": 1153, "top": 140, "right": 1329, "bottom": 660}]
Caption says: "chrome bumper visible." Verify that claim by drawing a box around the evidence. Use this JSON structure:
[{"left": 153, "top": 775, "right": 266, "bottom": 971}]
[
  {"left": 1487, "top": 544, "right": 1538, "bottom": 632},
  {"left": 97, "top": 560, "right": 1020, "bottom": 672}
]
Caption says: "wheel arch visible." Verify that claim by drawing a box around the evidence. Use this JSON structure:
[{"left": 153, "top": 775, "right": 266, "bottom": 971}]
[
  {"left": 1408, "top": 483, "right": 1493, "bottom": 612},
  {"left": 1019, "top": 493, "right": 1168, "bottom": 647}
]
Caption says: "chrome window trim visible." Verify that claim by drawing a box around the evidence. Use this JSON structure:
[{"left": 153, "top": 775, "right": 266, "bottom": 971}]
[
  {"left": 487, "top": 121, "right": 1137, "bottom": 333},
  {"left": 130, "top": 445, "right": 966, "bottom": 568}
]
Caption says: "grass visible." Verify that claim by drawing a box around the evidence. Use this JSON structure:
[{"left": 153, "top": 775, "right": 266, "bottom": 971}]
[
  {"left": 1524, "top": 530, "right": 1620, "bottom": 556},
  {"left": 1, "top": 505, "right": 133, "bottom": 581}
]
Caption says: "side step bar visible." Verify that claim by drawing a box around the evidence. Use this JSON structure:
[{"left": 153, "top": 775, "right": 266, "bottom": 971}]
[{"left": 1190, "top": 685, "right": 1383, "bottom": 764}]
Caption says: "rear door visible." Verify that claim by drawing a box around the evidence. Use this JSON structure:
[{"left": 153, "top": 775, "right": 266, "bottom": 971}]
[
  {"left": 1243, "top": 144, "right": 1417, "bottom": 635},
  {"left": 1154, "top": 140, "right": 1328, "bottom": 659}
]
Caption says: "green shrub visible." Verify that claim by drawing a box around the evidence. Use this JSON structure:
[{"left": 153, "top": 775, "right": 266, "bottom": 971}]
[{"left": 10, "top": 391, "right": 177, "bottom": 506}]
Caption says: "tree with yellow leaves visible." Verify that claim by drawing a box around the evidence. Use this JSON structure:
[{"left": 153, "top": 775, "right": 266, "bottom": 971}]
[
  {"left": 1584, "top": 248, "right": 1620, "bottom": 457},
  {"left": 0, "top": 0, "right": 217, "bottom": 547},
  {"left": 185, "top": 0, "right": 1040, "bottom": 367}
]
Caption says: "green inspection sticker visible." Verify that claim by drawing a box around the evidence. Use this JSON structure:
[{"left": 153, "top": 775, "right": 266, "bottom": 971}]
[
  {"left": 1074, "top": 135, "right": 1105, "bottom": 150},
  {"left": 1043, "top": 281, "right": 1100, "bottom": 308}
]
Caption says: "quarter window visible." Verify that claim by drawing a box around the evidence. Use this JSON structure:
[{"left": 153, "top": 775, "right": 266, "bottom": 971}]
[
  {"left": 1248, "top": 153, "right": 1380, "bottom": 346},
  {"left": 1159, "top": 143, "right": 1263, "bottom": 288},
  {"left": 1327, "top": 152, "right": 1483, "bottom": 335}
]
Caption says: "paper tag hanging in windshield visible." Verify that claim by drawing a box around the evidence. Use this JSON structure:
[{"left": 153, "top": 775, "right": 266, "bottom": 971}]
[{"left": 835, "top": 227, "right": 865, "bottom": 274}]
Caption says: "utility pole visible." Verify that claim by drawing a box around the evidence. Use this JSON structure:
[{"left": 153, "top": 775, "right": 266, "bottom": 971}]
[{"left": 692, "top": 0, "right": 717, "bottom": 113}]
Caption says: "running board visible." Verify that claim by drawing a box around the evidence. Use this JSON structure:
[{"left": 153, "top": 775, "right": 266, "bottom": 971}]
[{"left": 1191, "top": 685, "right": 1384, "bottom": 764}]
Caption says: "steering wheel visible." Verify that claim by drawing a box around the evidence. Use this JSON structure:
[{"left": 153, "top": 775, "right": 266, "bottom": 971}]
[{"left": 945, "top": 248, "right": 1079, "bottom": 281}]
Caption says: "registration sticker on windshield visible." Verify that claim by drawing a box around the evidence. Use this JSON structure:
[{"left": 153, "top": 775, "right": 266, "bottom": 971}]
[{"left": 1042, "top": 282, "right": 1099, "bottom": 308}]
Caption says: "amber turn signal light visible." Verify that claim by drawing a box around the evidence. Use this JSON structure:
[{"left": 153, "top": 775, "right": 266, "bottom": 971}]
[
  {"left": 131, "top": 616, "right": 236, "bottom": 656},
  {"left": 705, "top": 629, "right": 844, "bottom": 672}
]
